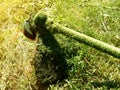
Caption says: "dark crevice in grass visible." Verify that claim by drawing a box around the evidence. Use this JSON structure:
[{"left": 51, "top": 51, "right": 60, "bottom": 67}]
[
  {"left": 34, "top": 28, "right": 68, "bottom": 89},
  {"left": 33, "top": 27, "right": 80, "bottom": 90}
]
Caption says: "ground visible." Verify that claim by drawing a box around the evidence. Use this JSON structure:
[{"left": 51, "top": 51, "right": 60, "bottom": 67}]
[{"left": 0, "top": 0, "right": 120, "bottom": 90}]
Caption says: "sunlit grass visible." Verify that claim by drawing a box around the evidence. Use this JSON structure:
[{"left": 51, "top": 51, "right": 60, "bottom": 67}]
[
  {"left": 0, "top": 0, "right": 120, "bottom": 90},
  {"left": 0, "top": 0, "right": 40, "bottom": 89}
]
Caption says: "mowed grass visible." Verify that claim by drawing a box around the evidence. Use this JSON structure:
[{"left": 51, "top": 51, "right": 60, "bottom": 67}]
[{"left": 0, "top": 0, "right": 120, "bottom": 90}]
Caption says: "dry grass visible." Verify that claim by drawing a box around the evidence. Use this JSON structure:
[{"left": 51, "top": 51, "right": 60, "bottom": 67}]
[{"left": 0, "top": 0, "right": 42, "bottom": 89}]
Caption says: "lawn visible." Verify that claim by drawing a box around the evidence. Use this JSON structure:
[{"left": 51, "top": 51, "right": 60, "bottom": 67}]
[{"left": 0, "top": 0, "right": 120, "bottom": 90}]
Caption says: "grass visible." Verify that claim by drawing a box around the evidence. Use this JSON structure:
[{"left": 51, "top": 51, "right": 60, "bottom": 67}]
[{"left": 0, "top": 0, "right": 120, "bottom": 90}]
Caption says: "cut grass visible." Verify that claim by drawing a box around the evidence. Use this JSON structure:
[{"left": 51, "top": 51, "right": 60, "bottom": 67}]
[{"left": 0, "top": 0, "right": 120, "bottom": 90}]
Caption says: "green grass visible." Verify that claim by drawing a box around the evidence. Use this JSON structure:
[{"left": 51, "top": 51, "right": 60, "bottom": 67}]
[{"left": 0, "top": 0, "right": 120, "bottom": 90}]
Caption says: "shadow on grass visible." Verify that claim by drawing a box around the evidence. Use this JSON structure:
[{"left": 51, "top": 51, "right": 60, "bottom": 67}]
[
  {"left": 33, "top": 27, "right": 72, "bottom": 90},
  {"left": 91, "top": 80, "right": 120, "bottom": 89}
]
